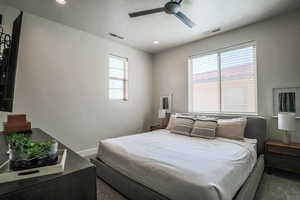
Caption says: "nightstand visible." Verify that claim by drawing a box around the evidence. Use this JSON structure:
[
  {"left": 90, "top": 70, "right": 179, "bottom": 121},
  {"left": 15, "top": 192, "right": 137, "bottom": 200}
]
[
  {"left": 265, "top": 140, "right": 300, "bottom": 173},
  {"left": 150, "top": 124, "right": 165, "bottom": 131}
]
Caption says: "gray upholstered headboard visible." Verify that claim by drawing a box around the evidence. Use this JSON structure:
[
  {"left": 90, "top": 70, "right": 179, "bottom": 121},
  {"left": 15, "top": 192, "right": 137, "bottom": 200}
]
[
  {"left": 196, "top": 115, "right": 267, "bottom": 155},
  {"left": 243, "top": 117, "right": 267, "bottom": 155}
]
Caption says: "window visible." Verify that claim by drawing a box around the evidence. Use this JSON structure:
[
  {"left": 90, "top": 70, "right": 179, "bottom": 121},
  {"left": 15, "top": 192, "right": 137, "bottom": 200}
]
[
  {"left": 109, "top": 55, "right": 128, "bottom": 100},
  {"left": 188, "top": 43, "right": 257, "bottom": 114}
]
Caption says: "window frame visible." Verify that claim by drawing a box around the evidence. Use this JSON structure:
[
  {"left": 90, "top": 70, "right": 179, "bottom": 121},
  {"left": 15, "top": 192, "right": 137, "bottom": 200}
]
[
  {"left": 108, "top": 54, "right": 129, "bottom": 101},
  {"left": 188, "top": 41, "right": 258, "bottom": 115}
]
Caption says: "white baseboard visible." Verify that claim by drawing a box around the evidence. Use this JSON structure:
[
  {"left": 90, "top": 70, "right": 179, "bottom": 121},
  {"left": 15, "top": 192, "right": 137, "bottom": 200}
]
[{"left": 77, "top": 147, "right": 98, "bottom": 157}]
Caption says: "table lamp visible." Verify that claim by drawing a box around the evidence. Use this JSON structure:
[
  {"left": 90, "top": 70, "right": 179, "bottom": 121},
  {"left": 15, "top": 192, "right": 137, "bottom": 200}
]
[
  {"left": 158, "top": 109, "right": 167, "bottom": 127},
  {"left": 278, "top": 112, "right": 296, "bottom": 144}
]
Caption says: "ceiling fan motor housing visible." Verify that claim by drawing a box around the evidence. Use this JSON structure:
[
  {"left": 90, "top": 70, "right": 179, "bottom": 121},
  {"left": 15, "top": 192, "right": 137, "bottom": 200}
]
[{"left": 165, "top": 2, "right": 181, "bottom": 14}]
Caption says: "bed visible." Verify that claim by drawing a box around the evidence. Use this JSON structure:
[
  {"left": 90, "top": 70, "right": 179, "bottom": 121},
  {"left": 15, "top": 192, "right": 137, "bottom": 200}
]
[{"left": 91, "top": 116, "right": 266, "bottom": 200}]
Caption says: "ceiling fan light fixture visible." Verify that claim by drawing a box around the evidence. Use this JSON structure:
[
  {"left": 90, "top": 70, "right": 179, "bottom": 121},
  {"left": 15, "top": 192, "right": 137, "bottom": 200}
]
[{"left": 153, "top": 41, "right": 160, "bottom": 44}]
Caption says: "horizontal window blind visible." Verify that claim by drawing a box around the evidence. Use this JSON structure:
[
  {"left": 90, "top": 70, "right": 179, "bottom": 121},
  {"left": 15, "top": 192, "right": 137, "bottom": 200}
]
[
  {"left": 189, "top": 43, "right": 257, "bottom": 114},
  {"left": 109, "top": 55, "right": 128, "bottom": 100}
]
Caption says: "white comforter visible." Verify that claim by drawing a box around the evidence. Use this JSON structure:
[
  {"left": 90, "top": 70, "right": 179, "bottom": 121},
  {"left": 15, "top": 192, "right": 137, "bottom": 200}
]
[{"left": 98, "top": 129, "right": 257, "bottom": 200}]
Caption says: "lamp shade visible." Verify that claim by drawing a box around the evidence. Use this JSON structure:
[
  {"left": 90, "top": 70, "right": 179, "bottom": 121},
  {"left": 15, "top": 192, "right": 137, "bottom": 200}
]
[
  {"left": 158, "top": 109, "right": 167, "bottom": 119},
  {"left": 278, "top": 112, "right": 296, "bottom": 131}
]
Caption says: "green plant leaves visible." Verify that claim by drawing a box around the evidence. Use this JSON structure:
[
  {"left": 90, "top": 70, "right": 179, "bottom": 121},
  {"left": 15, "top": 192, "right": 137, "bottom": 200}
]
[{"left": 7, "top": 133, "right": 53, "bottom": 160}]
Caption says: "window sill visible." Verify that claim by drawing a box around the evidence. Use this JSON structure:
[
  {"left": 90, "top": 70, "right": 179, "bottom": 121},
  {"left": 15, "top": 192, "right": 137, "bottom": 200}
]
[
  {"left": 109, "top": 99, "right": 129, "bottom": 102},
  {"left": 189, "top": 112, "right": 262, "bottom": 118},
  {"left": 272, "top": 116, "right": 300, "bottom": 120},
  {"left": 190, "top": 112, "right": 258, "bottom": 115}
]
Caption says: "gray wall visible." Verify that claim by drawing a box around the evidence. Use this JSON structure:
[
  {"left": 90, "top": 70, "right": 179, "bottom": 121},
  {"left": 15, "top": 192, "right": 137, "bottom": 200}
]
[
  {"left": 153, "top": 10, "right": 300, "bottom": 142},
  {"left": 0, "top": 5, "right": 153, "bottom": 152},
  {"left": 1, "top": 3, "right": 300, "bottom": 151}
]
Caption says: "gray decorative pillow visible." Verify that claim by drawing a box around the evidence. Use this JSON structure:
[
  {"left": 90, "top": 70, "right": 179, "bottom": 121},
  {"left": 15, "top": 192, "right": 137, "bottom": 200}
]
[
  {"left": 191, "top": 120, "right": 218, "bottom": 139},
  {"left": 171, "top": 117, "right": 195, "bottom": 136}
]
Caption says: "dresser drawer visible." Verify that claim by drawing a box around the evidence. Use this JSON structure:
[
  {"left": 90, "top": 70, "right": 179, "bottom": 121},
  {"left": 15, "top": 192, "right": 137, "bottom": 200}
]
[
  {"left": 266, "top": 145, "right": 300, "bottom": 157},
  {"left": 266, "top": 152, "right": 300, "bottom": 173}
]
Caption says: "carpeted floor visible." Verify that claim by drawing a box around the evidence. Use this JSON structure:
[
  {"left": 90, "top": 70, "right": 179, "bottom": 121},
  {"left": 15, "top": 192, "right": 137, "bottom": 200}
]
[
  {"left": 255, "top": 171, "right": 300, "bottom": 200},
  {"left": 96, "top": 171, "right": 300, "bottom": 200}
]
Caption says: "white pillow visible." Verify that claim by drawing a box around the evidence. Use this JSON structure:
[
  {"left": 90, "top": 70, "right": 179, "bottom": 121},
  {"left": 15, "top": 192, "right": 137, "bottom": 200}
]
[
  {"left": 166, "top": 114, "right": 176, "bottom": 130},
  {"left": 216, "top": 118, "right": 247, "bottom": 140}
]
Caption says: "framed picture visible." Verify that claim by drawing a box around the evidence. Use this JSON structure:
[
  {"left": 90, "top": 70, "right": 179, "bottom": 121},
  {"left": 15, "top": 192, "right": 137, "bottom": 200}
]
[
  {"left": 160, "top": 95, "right": 172, "bottom": 113},
  {"left": 273, "top": 87, "right": 300, "bottom": 118}
]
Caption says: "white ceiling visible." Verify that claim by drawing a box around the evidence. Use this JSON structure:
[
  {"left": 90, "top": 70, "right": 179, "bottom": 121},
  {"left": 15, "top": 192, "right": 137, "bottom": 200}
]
[{"left": 4, "top": 0, "right": 300, "bottom": 53}]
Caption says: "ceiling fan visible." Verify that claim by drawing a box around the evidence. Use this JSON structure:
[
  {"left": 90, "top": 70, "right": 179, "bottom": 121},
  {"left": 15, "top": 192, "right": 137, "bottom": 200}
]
[{"left": 128, "top": 0, "right": 196, "bottom": 28}]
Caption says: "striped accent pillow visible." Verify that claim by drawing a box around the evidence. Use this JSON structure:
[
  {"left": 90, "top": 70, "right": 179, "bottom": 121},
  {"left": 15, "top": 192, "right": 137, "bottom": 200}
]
[
  {"left": 191, "top": 120, "right": 217, "bottom": 139},
  {"left": 171, "top": 117, "right": 195, "bottom": 136}
]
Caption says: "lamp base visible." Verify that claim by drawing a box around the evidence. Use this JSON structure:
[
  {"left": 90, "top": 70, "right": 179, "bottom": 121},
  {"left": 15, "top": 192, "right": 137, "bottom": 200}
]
[
  {"left": 160, "top": 119, "right": 165, "bottom": 127},
  {"left": 282, "top": 132, "right": 291, "bottom": 144},
  {"left": 160, "top": 113, "right": 171, "bottom": 128}
]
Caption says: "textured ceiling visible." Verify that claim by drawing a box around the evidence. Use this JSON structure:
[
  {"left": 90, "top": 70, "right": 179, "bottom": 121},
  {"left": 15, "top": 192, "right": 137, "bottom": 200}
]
[{"left": 4, "top": 0, "right": 300, "bottom": 53}]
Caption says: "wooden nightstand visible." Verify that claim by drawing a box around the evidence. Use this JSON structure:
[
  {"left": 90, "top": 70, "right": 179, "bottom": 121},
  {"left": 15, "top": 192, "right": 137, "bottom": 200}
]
[
  {"left": 150, "top": 124, "right": 165, "bottom": 131},
  {"left": 265, "top": 140, "right": 300, "bottom": 173}
]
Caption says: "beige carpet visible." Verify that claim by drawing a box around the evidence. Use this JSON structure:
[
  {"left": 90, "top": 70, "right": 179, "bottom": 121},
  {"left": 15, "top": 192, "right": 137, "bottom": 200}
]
[
  {"left": 97, "top": 179, "right": 126, "bottom": 200},
  {"left": 96, "top": 172, "right": 300, "bottom": 200}
]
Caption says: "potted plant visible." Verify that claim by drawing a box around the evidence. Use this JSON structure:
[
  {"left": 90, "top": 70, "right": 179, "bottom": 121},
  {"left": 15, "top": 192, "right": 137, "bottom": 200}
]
[{"left": 7, "top": 133, "right": 58, "bottom": 171}]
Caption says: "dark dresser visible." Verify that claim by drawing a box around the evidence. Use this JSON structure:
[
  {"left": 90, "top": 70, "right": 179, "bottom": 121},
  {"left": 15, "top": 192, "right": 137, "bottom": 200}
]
[{"left": 0, "top": 128, "right": 96, "bottom": 200}]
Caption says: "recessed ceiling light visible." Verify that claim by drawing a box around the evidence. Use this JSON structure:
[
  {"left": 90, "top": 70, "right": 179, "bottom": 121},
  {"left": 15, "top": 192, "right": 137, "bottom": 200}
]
[
  {"left": 153, "top": 41, "right": 159, "bottom": 44},
  {"left": 56, "top": 0, "right": 67, "bottom": 5}
]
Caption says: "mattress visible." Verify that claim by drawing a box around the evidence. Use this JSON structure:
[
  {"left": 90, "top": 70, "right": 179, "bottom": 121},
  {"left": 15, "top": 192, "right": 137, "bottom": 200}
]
[{"left": 97, "top": 129, "right": 257, "bottom": 200}]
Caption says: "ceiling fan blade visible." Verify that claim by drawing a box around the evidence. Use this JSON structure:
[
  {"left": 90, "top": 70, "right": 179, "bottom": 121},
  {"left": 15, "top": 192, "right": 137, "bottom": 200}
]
[
  {"left": 129, "top": 7, "right": 165, "bottom": 18},
  {"left": 175, "top": 11, "right": 195, "bottom": 28},
  {"left": 177, "top": 0, "right": 183, "bottom": 4}
]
